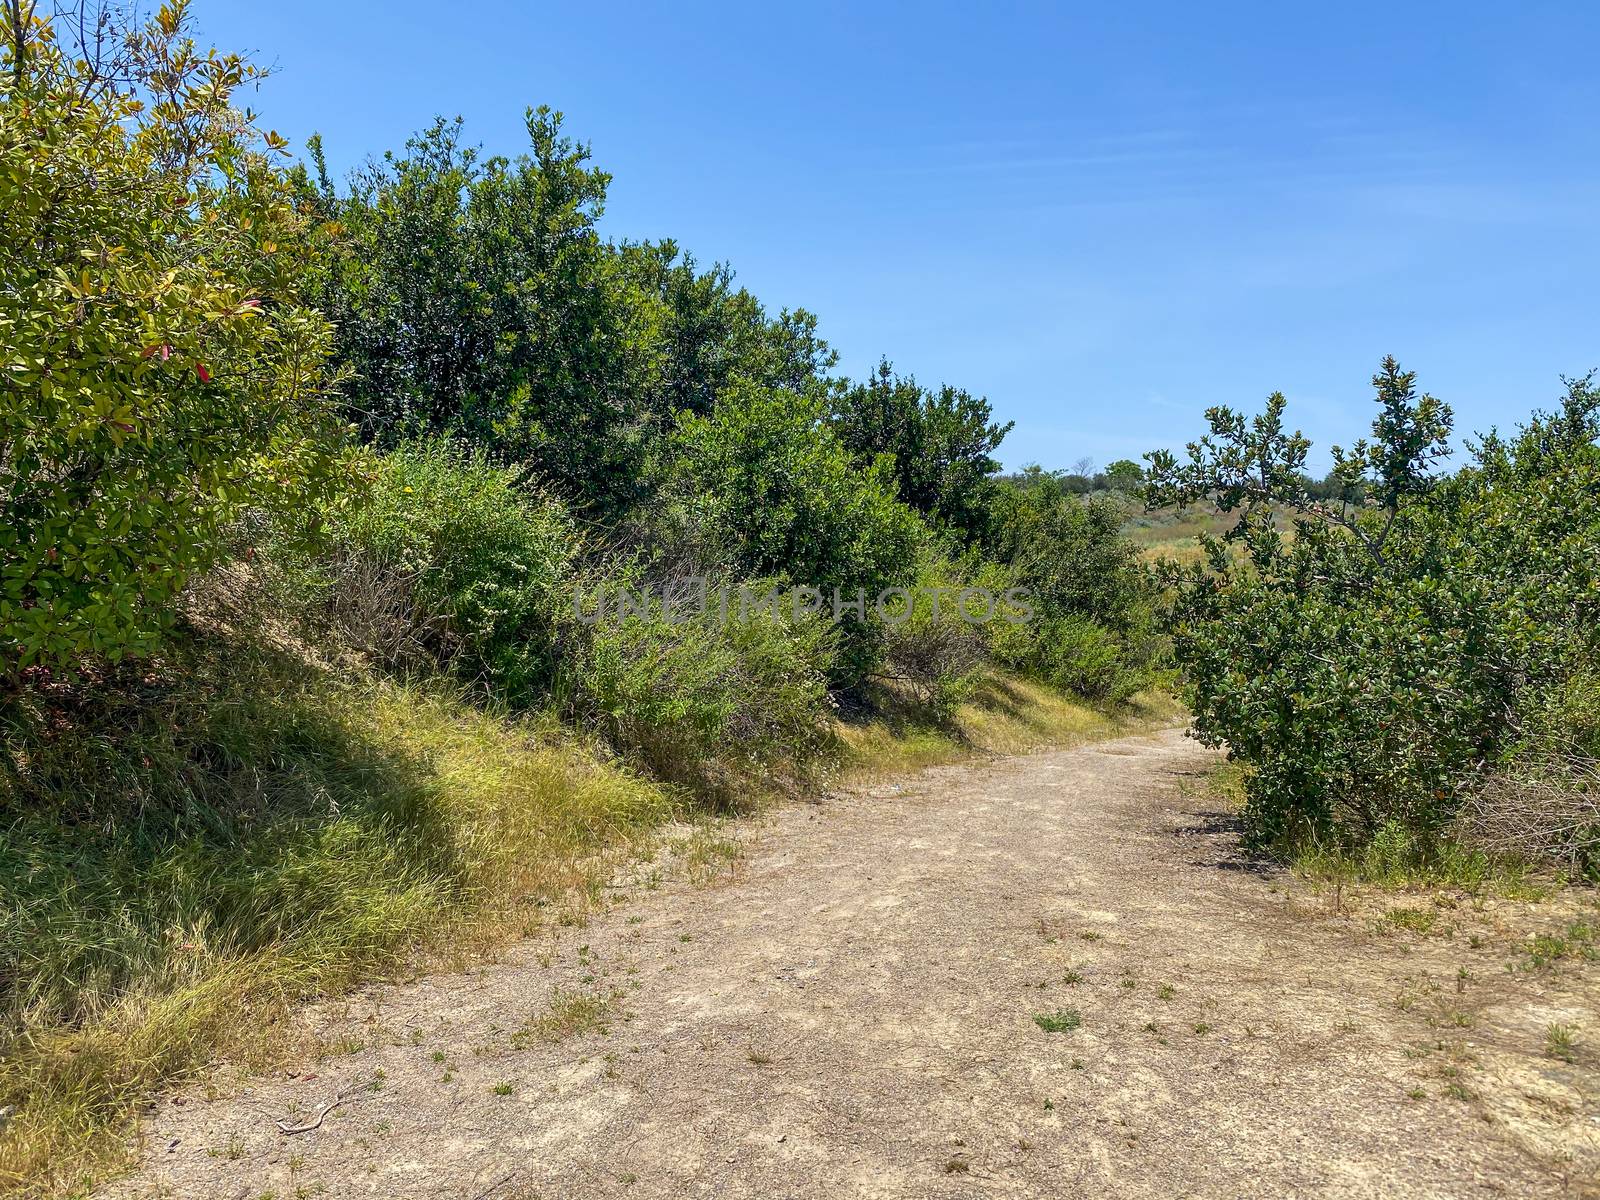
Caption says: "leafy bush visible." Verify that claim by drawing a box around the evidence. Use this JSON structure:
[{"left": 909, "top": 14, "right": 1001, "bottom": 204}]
[
  {"left": 0, "top": 2, "right": 341, "bottom": 674},
  {"left": 559, "top": 574, "right": 836, "bottom": 803},
  {"left": 993, "top": 615, "right": 1143, "bottom": 704},
  {"left": 305, "top": 441, "right": 574, "bottom": 700},
  {"left": 1147, "top": 361, "right": 1600, "bottom": 847},
  {"left": 874, "top": 558, "right": 991, "bottom": 718},
  {"left": 827, "top": 359, "right": 1012, "bottom": 542},
  {"left": 662, "top": 385, "right": 926, "bottom": 682},
  {"left": 983, "top": 482, "right": 1157, "bottom": 702}
]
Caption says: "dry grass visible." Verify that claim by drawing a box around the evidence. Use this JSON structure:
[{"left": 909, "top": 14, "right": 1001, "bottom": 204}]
[
  {"left": 836, "top": 672, "right": 1182, "bottom": 783},
  {"left": 1455, "top": 754, "right": 1600, "bottom": 875},
  {"left": 0, "top": 649, "right": 672, "bottom": 1198},
  {"left": 1123, "top": 502, "right": 1298, "bottom": 566}
]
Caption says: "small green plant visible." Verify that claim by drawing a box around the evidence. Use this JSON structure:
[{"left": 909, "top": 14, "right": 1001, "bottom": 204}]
[
  {"left": 1545, "top": 1023, "right": 1578, "bottom": 1063},
  {"left": 1062, "top": 968, "right": 1084, "bottom": 985},
  {"left": 525, "top": 988, "right": 614, "bottom": 1043},
  {"left": 1380, "top": 908, "right": 1437, "bottom": 935},
  {"left": 1033, "top": 1008, "right": 1082, "bottom": 1034},
  {"left": 1520, "top": 922, "right": 1597, "bottom": 970},
  {"left": 307, "top": 439, "right": 576, "bottom": 700},
  {"left": 1157, "top": 984, "right": 1175, "bottom": 1000},
  {"left": 492, "top": 1082, "right": 514, "bottom": 1096}
]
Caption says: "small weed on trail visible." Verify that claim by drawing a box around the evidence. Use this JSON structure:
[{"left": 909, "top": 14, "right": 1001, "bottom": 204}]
[
  {"left": 1544, "top": 1023, "right": 1578, "bottom": 1063},
  {"left": 1518, "top": 922, "right": 1597, "bottom": 971},
  {"left": 1033, "top": 1008, "right": 1082, "bottom": 1034},
  {"left": 518, "top": 987, "right": 613, "bottom": 1045},
  {"left": 1379, "top": 908, "right": 1437, "bottom": 936}
]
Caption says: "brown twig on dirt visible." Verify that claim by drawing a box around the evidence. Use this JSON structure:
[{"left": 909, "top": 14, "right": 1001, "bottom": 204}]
[{"left": 274, "top": 1090, "right": 349, "bottom": 1135}]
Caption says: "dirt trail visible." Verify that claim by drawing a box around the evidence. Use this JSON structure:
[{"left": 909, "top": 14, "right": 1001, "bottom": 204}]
[{"left": 109, "top": 728, "right": 1599, "bottom": 1199}]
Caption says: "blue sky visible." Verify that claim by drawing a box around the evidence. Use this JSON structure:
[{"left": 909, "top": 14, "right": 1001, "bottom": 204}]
[{"left": 204, "top": 0, "right": 1599, "bottom": 473}]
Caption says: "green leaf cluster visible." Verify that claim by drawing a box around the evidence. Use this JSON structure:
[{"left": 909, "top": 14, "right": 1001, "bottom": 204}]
[{"left": 1, "top": 1, "right": 341, "bottom": 672}]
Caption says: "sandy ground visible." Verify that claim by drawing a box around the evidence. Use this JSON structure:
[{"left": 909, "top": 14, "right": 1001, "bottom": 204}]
[{"left": 107, "top": 727, "right": 1600, "bottom": 1199}]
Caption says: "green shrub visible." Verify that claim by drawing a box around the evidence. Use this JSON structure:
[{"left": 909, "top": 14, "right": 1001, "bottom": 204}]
[
  {"left": 560, "top": 575, "right": 836, "bottom": 803},
  {"left": 1148, "top": 361, "right": 1600, "bottom": 846},
  {"left": 873, "top": 557, "right": 992, "bottom": 720},
  {"left": 0, "top": 2, "right": 341, "bottom": 674},
  {"left": 1034, "top": 617, "right": 1140, "bottom": 703},
  {"left": 306, "top": 441, "right": 574, "bottom": 701},
  {"left": 982, "top": 483, "right": 1158, "bottom": 702},
  {"left": 662, "top": 385, "right": 926, "bottom": 683}
]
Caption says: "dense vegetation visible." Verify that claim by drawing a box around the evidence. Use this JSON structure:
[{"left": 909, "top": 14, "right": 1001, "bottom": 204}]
[
  {"left": 1146, "top": 359, "right": 1600, "bottom": 876},
  {"left": 3, "top": 3, "right": 1596, "bottom": 1194},
  {"left": 0, "top": 5, "right": 1159, "bottom": 1190}
]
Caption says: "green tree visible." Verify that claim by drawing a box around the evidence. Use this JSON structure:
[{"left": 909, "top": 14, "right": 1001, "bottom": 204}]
[
  {"left": 315, "top": 113, "right": 838, "bottom": 518},
  {"left": 1145, "top": 360, "right": 1600, "bottom": 845},
  {"left": 1103, "top": 459, "right": 1144, "bottom": 494},
  {"left": 827, "top": 360, "right": 1012, "bottom": 543},
  {"left": 668, "top": 385, "right": 923, "bottom": 593},
  {"left": 615, "top": 241, "right": 836, "bottom": 419},
  {"left": 983, "top": 479, "right": 1155, "bottom": 700},
  {"left": 317, "top": 110, "right": 650, "bottom": 507},
  {"left": 0, "top": 0, "right": 340, "bottom": 674}
]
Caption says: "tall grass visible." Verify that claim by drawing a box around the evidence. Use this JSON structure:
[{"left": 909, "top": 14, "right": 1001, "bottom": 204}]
[{"left": 0, "top": 634, "right": 670, "bottom": 1196}]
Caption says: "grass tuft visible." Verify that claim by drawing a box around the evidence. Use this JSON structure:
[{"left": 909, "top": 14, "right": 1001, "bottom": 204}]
[{"left": 1033, "top": 1008, "right": 1083, "bottom": 1034}]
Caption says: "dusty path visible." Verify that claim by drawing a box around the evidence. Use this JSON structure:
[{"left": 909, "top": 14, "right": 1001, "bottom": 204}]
[{"left": 110, "top": 728, "right": 1598, "bottom": 1199}]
